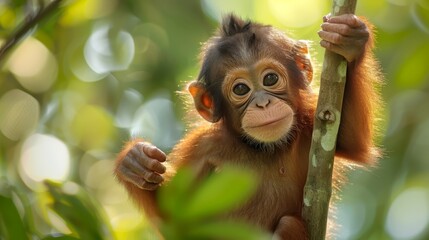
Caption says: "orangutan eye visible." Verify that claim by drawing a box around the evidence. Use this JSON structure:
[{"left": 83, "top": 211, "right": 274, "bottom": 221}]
[
  {"left": 263, "top": 73, "right": 279, "bottom": 86},
  {"left": 233, "top": 83, "right": 251, "bottom": 96}
]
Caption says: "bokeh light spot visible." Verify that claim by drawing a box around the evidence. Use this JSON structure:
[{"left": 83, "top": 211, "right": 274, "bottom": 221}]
[
  {"left": 84, "top": 25, "right": 135, "bottom": 75},
  {"left": 115, "top": 89, "right": 143, "bottom": 128},
  {"left": 85, "top": 159, "right": 114, "bottom": 190},
  {"left": 19, "top": 134, "right": 70, "bottom": 183},
  {"left": 336, "top": 201, "right": 370, "bottom": 239},
  {"left": 385, "top": 187, "right": 429, "bottom": 239},
  {"left": 0, "top": 89, "right": 39, "bottom": 140},
  {"left": 70, "top": 54, "right": 108, "bottom": 82},
  {"left": 201, "top": 0, "right": 254, "bottom": 21},
  {"left": 60, "top": 0, "right": 118, "bottom": 26},
  {"left": 71, "top": 105, "right": 115, "bottom": 150},
  {"left": 268, "top": 0, "right": 326, "bottom": 28},
  {"left": 130, "top": 94, "right": 183, "bottom": 149},
  {"left": 7, "top": 37, "right": 58, "bottom": 93},
  {"left": 0, "top": 6, "right": 16, "bottom": 29},
  {"left": 336, "top": 186, "right": 376, "bottom": 239}
]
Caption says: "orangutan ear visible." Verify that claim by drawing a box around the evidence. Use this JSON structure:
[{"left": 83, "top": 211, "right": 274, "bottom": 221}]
[
  {"left": 188, "top": 81, "right": 220, "bottom": 123},
  {"left": 294, "top": 40, "right": 313, "bottom": 82}
]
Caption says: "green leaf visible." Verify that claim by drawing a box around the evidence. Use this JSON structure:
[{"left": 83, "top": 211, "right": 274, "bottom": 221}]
[
  {"left": 44, "top": 181, "right": 114, "bottom": 240},
  {"left": 158, "top": 167, "right": 195, "bottom": 220},
  {"left": 186, "top": 220, "right": 271, "bottom": 240},
  {"left": 0, "top": 194, "right": 28, "bottom": 240},
  {"left": 181, "top": 166, "right": 258, "bottom": 222}
]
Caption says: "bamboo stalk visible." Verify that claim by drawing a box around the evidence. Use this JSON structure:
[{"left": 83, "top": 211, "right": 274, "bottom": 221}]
[{"left": 302, "top": 0, "right": 357, "bottom": 239}]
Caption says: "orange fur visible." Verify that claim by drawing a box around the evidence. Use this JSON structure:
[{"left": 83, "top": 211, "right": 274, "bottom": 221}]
[{"left": 335, "top": 19, "right": 383, "bottom": 164}]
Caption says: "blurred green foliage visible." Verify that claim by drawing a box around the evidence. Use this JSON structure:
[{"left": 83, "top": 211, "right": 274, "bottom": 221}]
[
  {"left": 158, "top": 167, "right": 270, "bottom": 240},
  {"left": 0, "top": 0, "right": 429, "bottom": 239},
  {"left": 44, "top": 181, "right": 114, "bottom": 240}
]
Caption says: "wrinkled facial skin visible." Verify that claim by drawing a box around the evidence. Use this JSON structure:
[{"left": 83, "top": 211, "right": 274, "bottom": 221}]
[{"left": 222, "top": 58, "right": 295, "bottom": 144}]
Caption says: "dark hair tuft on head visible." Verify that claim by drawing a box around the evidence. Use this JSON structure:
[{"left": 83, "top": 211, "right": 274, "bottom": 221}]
[{"left": 221, "top": 14, "right": 252, "bottom": 37}]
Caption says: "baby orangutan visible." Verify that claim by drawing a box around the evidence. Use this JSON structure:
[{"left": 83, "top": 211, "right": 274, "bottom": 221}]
[{"left": 115, "top": 13, "right": 381, "bottom": 239}]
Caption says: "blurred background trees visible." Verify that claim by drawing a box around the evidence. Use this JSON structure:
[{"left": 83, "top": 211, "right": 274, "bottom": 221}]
[{"left": 0, "top": 0, "right": 428, "bottom": 239}]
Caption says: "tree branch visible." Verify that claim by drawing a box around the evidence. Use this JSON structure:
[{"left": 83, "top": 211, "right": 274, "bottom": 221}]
[
  {"left": 302, "top": 0, "right": 357, "bottom": 239},
  {"left": 0, "top": 0, "right": 64, "bottom": 63}
]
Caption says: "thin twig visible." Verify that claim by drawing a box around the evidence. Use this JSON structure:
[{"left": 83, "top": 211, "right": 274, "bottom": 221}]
[{"left": 0, "top": 0, "right": 64, "bottom": 63}]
